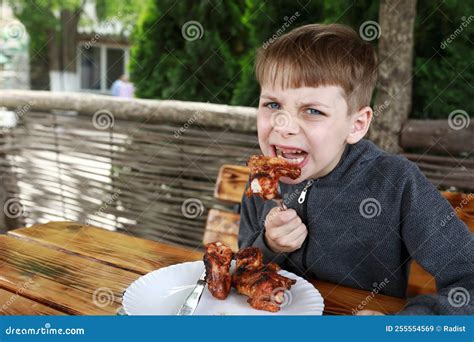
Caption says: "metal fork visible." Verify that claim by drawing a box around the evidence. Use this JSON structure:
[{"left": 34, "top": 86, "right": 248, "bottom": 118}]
[{"left": 274, "top": 183, "right": 287, "bottom": 210}]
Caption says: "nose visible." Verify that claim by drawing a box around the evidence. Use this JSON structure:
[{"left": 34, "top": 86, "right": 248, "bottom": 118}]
[{"left": 271, "top": 110, "right": 300, "bottom": 136}]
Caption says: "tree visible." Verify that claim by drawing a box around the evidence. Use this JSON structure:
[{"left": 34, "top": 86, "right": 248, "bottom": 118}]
[
  {"left": 130, "top": 0, "right": 251, "bottom": 104},
  {"left": 411, "top": 0, "right": 474, "bottom": 119},
  {"left": 368, "top": 0, "right": 417, "bottom": 153}
]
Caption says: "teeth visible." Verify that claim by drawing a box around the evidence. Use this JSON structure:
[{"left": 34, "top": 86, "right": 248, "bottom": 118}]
[
  {"left": 275, "top": 146, "right": 304, "bottom": 154},
  {"left": 276, "top": 154, "right": 305, "bottom": 164},
  {"left": 274, "top": 146, "right": 306, "bottom": 164},
  {"left": 283, "top": 156, "right": 305, "bottom": 164}
]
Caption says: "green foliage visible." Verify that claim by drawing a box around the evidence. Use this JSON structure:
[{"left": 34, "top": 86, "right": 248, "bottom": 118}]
[
  {"left": 130, "top": 0, "right": 251, "bottom": 103},
  {"left": 412, "top": 0, "right": 473, "bottom": 119}
]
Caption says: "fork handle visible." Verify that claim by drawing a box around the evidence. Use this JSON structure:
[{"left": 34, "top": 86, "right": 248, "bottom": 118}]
[{"left": 273, "top": 199, "right": 287, "bottom": 210}]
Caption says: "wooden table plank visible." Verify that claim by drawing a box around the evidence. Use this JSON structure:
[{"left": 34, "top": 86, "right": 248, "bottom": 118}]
[
  {"left": 9, "top": 221, "right": 203, "bottom": 274},
  {"left": 0, "top": 288, "right": 65, "bottom": 315},
  {"left": 312, "top": 281, "right": 406, "bottom": 315},
  {"left": 7, "top": 222, "right": 407, "bottom": 315},
  {"left": 0, "top": 235, "right": 140, "bottom": 315}
]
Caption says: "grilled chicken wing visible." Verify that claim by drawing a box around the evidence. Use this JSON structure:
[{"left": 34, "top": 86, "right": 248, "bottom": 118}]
[
  {"left": 232, "top": 247, "right": 296, "bottom": 312},
  {"left": 245, "top": 155, "right": 301, "bottom": 200},
  {"left": 203, "top": 242, "right": 233, "bottom": 300}
]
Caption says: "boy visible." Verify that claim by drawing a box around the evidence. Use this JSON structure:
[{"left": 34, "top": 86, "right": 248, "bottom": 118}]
[{"left": 238, "top": 24, "right": 473, "bottom": 315}]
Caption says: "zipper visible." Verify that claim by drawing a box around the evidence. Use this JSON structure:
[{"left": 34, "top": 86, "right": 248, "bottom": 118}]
[
  {"left": 298, "top": 179, "right": 314, "bottom": 204},
  {"left": 300, "top": 179, "right": 317, "bottom": 271}
]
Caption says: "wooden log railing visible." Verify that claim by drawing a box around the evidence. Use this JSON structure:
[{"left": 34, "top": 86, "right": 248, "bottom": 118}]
[
  {"left": 401, "top": 119, "right": 473, "bottom": 155},
  {"left": 400, "top": 119, "right": 473, "bottom": 191}
]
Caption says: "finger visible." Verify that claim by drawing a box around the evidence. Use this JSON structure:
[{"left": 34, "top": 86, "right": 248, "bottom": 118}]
[
  {"left": 264, "top": 207, "right": 281, "bottom": 227},
  {"left": 270, "top": 216, "right": 303, "bottom": 239},
  {"left": 355, "top": 310, "right": 385, "bottom": 316},
  {"left": 278, "top": 232, "right": 307, "bottom": 253},
  {"left": 291, "top": 226, "right": 308, "bottom": 247},
  {"left": 271, "top": 208, "right": 297, "bottom": 226},
  {"left": 276, "top": 224, "right": 307, "bottom": 248},
  {"left": 283, "top": 223, "right": 307, "bottom": 242}
]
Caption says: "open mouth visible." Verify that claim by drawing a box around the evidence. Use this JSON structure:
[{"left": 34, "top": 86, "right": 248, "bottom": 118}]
[{"left": 271, "top": 145, "right": 309, "bottom": 167}]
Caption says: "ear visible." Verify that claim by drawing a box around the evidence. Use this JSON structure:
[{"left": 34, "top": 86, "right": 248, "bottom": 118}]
[{"left": 346, "top": 106, "right": 373, "bottom": 144}]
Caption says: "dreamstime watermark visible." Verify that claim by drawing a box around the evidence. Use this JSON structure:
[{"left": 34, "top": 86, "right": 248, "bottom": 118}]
[
  {"left": 262, "top": 12, "right": 300, "bottom": 49},
  {"left": 4, "top": 323, "right": 85, "bottom": 336},
  {"left": 263, "top": 184, "right": 307, "bottom": 225},
  {"left": 440, "top": 193, "right": 473, "bottom": 227},
  {"left": 181, "top": 198, "right": 204, "bottom": 218},
  {"left": 0, "top": 278, "right": 35, "bottom": 313},
  {"left": 1, "top": 101, "right": 33, "bottom": 133},
  {"left": 270, "top": 287, "right": 293, "bottom": 308},
  {"left": 447, "top": 287, "right": 470, "bottom": 308},
  {"left": 92, "top": 287, "right": 115, "bottom": 308},
  {"left": 2, "top": 21, "right": 25, "bottom": 40},
  {"left": 359, "top": 198, "right": 381, "bottom": 219},
  {"left": 92, "top": 109, "right": 115, "bottom": 130},
  {"left": 270, "top": 109, "right": 292, "bottom": 130},
  {"left": 4, "top": 198, "right": 27, "bottom": 218},
  {"left": 448, "top": 109, "right": 470, "bottom": 130},
  {"left": 84, "top": 190, "right": 122, "bottom": 226},
  {"left": 84, "top": 14, "right": 122, "bottom": 49},
  {"left": 373, "top": 100, "right": 391, "bottom": 118},
  {"left": 440, "top": 16, "right": 474, "bottom": 49},
  {"left": 174, "top": 110, "right": 204, "bottom": 138},
  {"left": 359, "top": 21, "right": 381, "bottom": 41},
  {"left": 181, "top": 20, "right": 204, "bottom": 41},
  {"left": 14, "top": 102, "right": 32, "bottom": 120},
  {"left": 352, "top": 278, "right": 390, "bottom": 315}
]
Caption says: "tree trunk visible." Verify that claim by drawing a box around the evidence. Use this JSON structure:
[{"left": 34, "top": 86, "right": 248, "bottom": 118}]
[
  {"left": 60, "top": 9, "right": 81, "bottom": 73},
  {"left": 47, "top": 28, "right": 60, "bottom": 71},
  {"left": 48, "top": 8, "right": 82, "bottom": 91},
  {"left": 368, "top": 0, "right": 417, "bottom": 153}
]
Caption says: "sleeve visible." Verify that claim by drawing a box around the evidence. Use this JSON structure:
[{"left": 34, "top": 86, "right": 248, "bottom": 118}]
[
  {"left": 238, "top": 178, "right": 289, "bottom": 265},
  {"left": 398, "top": 162, "right": 474, "bottom": 315},
  {"left": 111, "top": 81, "right": 120, "bottom": 96}
]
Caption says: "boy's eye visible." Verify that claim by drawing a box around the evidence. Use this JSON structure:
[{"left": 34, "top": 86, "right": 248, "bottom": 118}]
[
  {"left": 306, "top": 108, "right": 324, "bottom": 116},
  {"left": 265, "top": 102, "right": 280, "bottom": 110}
]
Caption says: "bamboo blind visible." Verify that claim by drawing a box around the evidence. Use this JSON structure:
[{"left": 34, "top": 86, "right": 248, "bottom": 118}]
[{"left": 0, "top": 109, "right": 259, "bottom": 249}]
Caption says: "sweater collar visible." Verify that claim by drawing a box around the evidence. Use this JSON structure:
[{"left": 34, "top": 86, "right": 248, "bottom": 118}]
[
  {"left": 315, "top": 139, "right": 383, "bottom": 183},
  {"left": 281, "top": 139, "right": 383, "bottom": 193}
]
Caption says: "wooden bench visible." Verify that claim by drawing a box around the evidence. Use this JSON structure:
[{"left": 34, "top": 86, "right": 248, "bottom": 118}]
[
  {"left": 203, "top": 164, "right": 474, "bottom": 296},
  {"left": 202, "top": 165, "right": 248, "bottom": 251}
]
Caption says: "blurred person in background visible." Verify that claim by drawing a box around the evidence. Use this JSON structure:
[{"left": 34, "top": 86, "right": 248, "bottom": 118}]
[{"left": 111, "top": 74, "right": 134, "bottom": 98}]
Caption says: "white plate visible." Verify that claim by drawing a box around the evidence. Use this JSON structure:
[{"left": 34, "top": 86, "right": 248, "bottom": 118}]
[{"left": 123, "top": 261, "right": 324, "bottom": 315}]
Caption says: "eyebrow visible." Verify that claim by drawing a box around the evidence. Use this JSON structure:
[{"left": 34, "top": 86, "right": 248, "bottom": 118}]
[
  {"left": 260, "top": 94, "right": 279, "bottom": 102},
  {"left": 260, "top": 94, "right": 331, "bottom": 108},
  {"left": 298, "top": 101, "right": 331, "bottom": 109}
]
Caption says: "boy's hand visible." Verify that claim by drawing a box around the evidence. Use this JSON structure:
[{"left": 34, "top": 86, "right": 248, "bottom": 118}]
[
  {"left": 264, "top": 207, "right": 308, "bottom": 253},
  {"left": 355, "top": 310, "right": 385, "bottom": 316}
]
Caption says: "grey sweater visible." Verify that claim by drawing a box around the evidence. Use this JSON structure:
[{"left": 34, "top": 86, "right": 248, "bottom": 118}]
[{"left": 238, "top": 139, "right": 473, "bottom": 315}]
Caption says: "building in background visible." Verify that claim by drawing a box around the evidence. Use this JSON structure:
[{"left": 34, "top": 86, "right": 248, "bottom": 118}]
[
  {"left": 1, "top": 1, "right": 130, "bottom": 95},
  {"left": 56, "top": 1, "right": 130, "bottom": 94}
]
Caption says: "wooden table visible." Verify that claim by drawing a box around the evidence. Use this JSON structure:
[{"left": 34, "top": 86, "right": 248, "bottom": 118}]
[{"left": 0, "top": 221, "right": 407, "bottom": 315}]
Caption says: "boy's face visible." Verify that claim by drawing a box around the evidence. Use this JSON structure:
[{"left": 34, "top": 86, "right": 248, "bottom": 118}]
[{"left": 257, "top": 84, "right": 355, "bottom": 184}]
